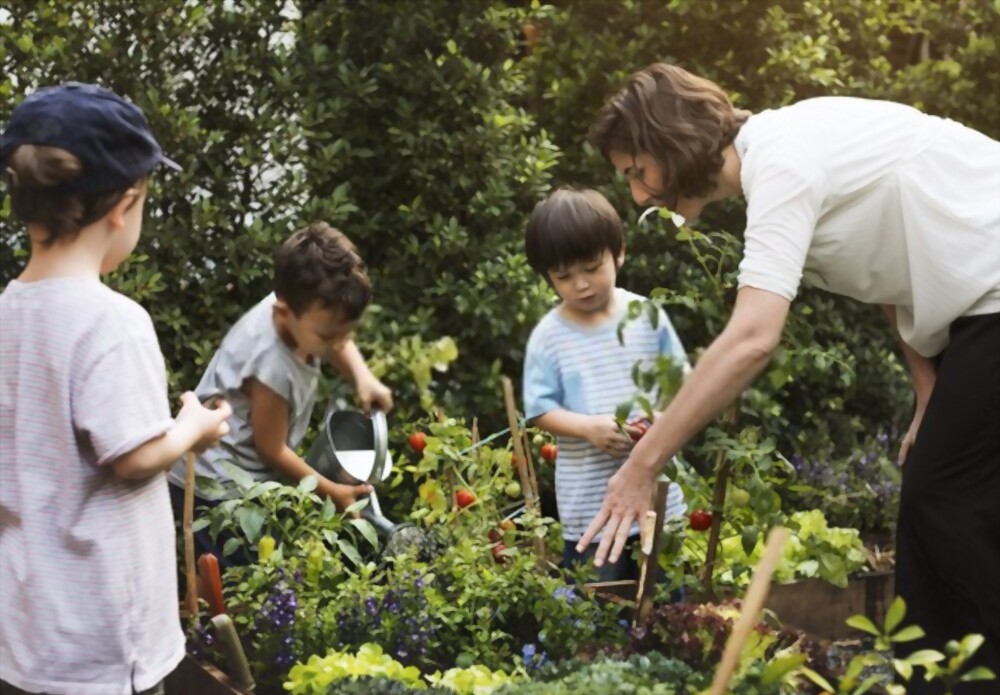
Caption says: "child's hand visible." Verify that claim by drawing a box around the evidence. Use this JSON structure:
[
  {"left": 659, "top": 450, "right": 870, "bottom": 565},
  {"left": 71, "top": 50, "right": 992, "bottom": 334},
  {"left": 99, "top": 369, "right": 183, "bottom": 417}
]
[
  {"left": 326, "top": 481, "right": 374, "bottom": 512},
  {"left": 356, "top": 375, "right": 394, "bottom": 413},
  {"left": 585, "top": 415, "right": 634, "bottom": 457},
  {"left": 177, "top": 391, "right": 232, "bottom": 453}
]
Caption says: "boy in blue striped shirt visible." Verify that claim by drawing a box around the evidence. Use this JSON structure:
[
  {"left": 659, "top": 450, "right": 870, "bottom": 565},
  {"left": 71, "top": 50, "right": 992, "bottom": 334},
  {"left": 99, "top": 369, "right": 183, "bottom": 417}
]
[{"left": 522, "top": 187, "right": 688, "bottom": 582}]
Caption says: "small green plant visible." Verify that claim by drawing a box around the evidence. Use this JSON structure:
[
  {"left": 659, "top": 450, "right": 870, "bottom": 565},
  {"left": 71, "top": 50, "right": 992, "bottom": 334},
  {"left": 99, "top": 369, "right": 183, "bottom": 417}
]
[
  {"left": 425, "top": 664, "right": 519, "bottom": 694},
  {"left": 285, "top": 644, "right": 426, "bottom": 694},
  {"left": 195, "top": 464, "right": 378, "bottom": 567},
  {"left": 801, "top": 597, "right": 996, "bottom": 694}
]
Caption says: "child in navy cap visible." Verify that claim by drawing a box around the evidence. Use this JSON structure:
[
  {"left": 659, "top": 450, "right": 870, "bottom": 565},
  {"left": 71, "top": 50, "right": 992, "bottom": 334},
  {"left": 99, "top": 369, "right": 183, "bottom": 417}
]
[{"left": 0, "top": 83, "right": 231, "bottom": 695}]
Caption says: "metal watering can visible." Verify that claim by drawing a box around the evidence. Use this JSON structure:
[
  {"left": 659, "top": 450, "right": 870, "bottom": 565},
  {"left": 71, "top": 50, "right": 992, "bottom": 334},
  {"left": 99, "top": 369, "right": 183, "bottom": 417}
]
[{"left": 305, "top": 406, "right": 424, "bottom": 557}]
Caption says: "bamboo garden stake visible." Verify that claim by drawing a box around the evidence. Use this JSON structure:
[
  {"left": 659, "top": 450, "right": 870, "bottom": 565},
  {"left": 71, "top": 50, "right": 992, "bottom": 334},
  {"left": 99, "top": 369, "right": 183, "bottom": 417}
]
[
  {"left": 183, "top": 451, "right": 199, "bottom": 619},
  {"left": 709, "top": 526, "right": 790, "bottom": 695}
]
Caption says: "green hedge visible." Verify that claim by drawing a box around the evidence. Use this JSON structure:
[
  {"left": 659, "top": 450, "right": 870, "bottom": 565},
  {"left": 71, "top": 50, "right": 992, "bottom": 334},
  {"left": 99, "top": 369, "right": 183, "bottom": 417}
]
[{"left": 2, "top": 1, "right": 996, "bottom": 458}]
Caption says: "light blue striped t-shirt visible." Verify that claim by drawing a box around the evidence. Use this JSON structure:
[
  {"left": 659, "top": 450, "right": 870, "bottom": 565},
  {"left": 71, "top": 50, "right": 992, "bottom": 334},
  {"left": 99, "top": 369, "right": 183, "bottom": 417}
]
[{"left": 523, "top": 288, "right": 688, "bottom": 542}]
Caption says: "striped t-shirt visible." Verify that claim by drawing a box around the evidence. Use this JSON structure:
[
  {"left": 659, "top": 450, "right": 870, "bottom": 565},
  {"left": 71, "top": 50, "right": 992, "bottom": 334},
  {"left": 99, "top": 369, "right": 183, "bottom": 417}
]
[
  {"left": 523, "top": 288, "right": 688, "bottom": 542},
  {"left": 0, "top": 278, "right": 184, "bottom": 695}
]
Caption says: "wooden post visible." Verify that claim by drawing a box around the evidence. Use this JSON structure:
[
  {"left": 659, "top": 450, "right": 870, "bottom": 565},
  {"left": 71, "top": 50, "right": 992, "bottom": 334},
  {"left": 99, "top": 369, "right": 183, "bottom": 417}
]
[
  {"left": 501, "top": 376, "right": 545, "bottom": 561},
  {"left": 634, "top": 478, "right": 670, "bottom": 624},
  {"left": 699, "top": 406, "right": 738, "bottom": 601},
  {"left": 183, "top": 451, "right": 199, "bottom": 619},
  {"left": 709, "top": 527, "right": 789, "bottom": 695},
  {"left": 501, "top": 376, "right": 537, "bottom": 514},
  {"left": 520, "top": 430, "right": 540, "bottom": 505}
]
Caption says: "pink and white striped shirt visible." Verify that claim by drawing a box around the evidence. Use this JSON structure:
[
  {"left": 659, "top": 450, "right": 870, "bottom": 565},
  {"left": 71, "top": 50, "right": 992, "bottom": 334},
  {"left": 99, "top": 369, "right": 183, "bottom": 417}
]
[{"left": 0, "top": 277, "right": 184, "bottom": 695}]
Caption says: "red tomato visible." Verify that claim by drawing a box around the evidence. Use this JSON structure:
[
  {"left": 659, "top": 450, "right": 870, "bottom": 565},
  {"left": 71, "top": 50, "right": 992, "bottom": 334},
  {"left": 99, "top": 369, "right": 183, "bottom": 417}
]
[
  {"left": 627, "top": 419, "right": 650, "bottom": 442},
  {"left": 491, "top": 542, "right": 508, "bottom": 563},
  {"left": 689, "top": 509, "right": 713, "bottom": 532},
  {"left": 488, "top": 528, "right": 502, "bottom": 543},
  {"left": 408, "top": 432, "right": 427, "bottom": 454},
  {"left": 456, "top": 489, "right": 476, "bottom": 508},
  {"left": 540, "top": 443, "right": 558, "bottom": 463}
]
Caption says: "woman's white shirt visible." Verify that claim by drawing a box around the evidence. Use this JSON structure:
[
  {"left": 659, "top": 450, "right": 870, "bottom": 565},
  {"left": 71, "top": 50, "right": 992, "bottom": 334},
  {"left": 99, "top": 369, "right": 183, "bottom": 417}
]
[{"left": 735, "top": 96, "right": 1000, "bottom": 356}]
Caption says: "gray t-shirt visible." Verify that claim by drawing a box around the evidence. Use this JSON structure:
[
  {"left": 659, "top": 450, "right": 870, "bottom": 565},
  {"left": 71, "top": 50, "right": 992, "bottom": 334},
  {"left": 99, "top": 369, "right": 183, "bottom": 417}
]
[{"left": 168, "top": 294, "right": 319, "bottom": 499}]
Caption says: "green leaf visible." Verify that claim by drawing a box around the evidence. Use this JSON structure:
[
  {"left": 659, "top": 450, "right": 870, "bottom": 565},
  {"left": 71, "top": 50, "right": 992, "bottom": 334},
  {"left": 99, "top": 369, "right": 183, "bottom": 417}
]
[
  {"left": 191, "top": 518, "right": 210, "bottom": 533},
  {"left": 194, "top": 475, "right": 227, "bottom": 499},
  {"left": 221, "top": 461, "right": 255, "bottom": 490},
  {"left": 893, "top": 658, "right": 913, "bottom": 681},
  {"left": 959, "top": 633, "right": 986, "bottom": 657},
  {"left": 349, "top": 518, "right": 380, "bottom": 548},
  {"left": 884, "top": 596, "right": 906, "bottom": 634},
  {"left": 903, "top": 650, "right": 944, "bottom": 666},
  {"left": 337, "top": 539, "right": 362, "bottom": 567},
  {"left": 322, "top": 497, "right": 338, "bottom": 521},
  {"left": 799, "top": 667, "right": 835, "bottom": 692},
  {"left": 846, "top": 615, "right": 881, "bottom": 637},
  {"left": 344, "top": 497, "right": 370, "bottom": 515},
  {"left": 853, "top": 675, "right": 884, "bottom": 693},
  {"left": 235, "top": 507, "right": 266, "bottom": 544},
  {"left": 298, "top": 475, "right": 319, "bottom": 493},
  {"left": 890, "top": 625, "right": 926, "bottom": 643},
  {"left": 760, "top": 654, "right": 807, "bottom": 685},
  {"left": 222, "top": 538, "right": 242, "bottom": 557},
  {"left": 959, "top": 666, "right": 997, "bottom": 682}
]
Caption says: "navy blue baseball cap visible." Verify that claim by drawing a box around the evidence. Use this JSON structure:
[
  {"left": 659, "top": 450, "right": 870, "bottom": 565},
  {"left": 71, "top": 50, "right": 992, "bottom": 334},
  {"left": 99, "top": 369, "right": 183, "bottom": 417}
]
[{"left": 0, "top": 82, "right": 180, "bottom": 195}]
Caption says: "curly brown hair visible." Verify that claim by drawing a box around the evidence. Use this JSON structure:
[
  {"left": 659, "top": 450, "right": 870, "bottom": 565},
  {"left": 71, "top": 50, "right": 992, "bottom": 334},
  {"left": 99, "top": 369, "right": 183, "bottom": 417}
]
[
  {"left": 274, "top": 222, "right": 371, "bottom": 319},
  {"left": 588, "top": 63, "right": 750, "bottom": 203}
]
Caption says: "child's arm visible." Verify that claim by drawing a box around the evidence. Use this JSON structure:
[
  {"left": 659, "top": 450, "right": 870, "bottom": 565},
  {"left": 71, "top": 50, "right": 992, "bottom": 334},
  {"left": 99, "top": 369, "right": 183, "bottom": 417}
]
[
  {"left": 112, "top": 393, "right": 231, "bottom": 480},
  {"left": 534, "top": 410, "right": 635, "bottom": 458},
  {"left": 328, "top": 340, "right": 394, "bottom": 413},
  {"left": 245, "top": 378, "right": 372, "bottom": 508}
]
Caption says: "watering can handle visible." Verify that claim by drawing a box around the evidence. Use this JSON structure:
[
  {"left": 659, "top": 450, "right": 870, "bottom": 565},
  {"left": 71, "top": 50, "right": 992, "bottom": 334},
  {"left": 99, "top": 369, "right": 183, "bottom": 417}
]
[{"left": 367, "top": 407, "right": 389, "bottom": 485}]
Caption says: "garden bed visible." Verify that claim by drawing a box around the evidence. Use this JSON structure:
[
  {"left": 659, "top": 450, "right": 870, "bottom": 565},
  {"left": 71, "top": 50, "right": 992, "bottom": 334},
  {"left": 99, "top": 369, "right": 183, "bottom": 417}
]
[{"left": 766, "top": 570, "right": 894, "bottom": 640}]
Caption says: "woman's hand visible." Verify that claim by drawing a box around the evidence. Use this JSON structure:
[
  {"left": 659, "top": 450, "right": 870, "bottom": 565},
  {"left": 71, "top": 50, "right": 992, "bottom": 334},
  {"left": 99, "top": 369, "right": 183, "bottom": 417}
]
[
  {"left": 898, "top": 409, "right": 923, "bottom": 465},
  {"left": 577, "top": 457, "right": 658, "bottom": 564}
]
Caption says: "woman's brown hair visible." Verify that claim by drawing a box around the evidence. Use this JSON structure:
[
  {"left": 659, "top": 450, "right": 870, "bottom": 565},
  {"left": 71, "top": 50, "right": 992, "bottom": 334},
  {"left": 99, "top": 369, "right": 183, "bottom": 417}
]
[
  {"left": 589, "top": 63, "right": 750, "bottom": 203},
  {"left": 5, "top": 145, "right": 142, "bottom": 246}
]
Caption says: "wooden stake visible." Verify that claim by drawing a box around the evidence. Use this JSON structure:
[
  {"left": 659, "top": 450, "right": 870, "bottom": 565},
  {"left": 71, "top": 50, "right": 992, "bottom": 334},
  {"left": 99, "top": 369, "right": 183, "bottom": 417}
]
[
  {"left": 634, "top": 478, "right": 669, "bottom": 624},
  {"left": 183, "top": 451, "right": 199, "bottom": 619},
  {"left": 501, "top": 376, "right": 545, "bottom": 561},
  {"left": 709, "top": 526, "right": 789, "bottom": 695},
  {"left": 699, "top": 406, "right": 739, "bottom": 601},
  {"left": 501, "top": 376, "right": 537, "bottom": 514},
  {"left": 520, "top": 430, "right": 540, "bottom": 503}
]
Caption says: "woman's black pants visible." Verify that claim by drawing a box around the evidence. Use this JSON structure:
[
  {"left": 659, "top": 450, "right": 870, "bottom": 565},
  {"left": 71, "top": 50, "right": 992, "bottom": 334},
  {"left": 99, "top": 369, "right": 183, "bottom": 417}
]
[{"left": 895, "top": 313, "right": 1000, "bottom": 694}]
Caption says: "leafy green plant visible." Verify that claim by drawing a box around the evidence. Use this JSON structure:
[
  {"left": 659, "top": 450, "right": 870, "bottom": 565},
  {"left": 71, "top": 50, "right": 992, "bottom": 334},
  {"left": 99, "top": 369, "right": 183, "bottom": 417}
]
[
  {"left": 426, "top": 665, "right": 519, "bottom": 694},
  {"left": 692, "top": 510, "right": 868, "bottom": 590},
  {"left": 195, "top": 465, "right": 378, "bottom": 568},
  {"left": 802, "top": 597, "right": 996, "bottom": 695},
  {"left": 285, "top": 644, "right": 427, "bottom": 694}
]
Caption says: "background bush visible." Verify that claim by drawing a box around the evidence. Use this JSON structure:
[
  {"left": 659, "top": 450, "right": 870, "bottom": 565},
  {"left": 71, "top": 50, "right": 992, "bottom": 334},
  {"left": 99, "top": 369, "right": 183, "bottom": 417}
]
[{"left": 2, "top": 0, "right": 996, "bottom": 464}]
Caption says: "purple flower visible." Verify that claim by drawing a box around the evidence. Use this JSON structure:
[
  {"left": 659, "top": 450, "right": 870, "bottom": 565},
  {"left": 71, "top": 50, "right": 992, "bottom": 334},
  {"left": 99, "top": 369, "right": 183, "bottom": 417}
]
[{"left": 521, "top": 642, "right": 549, "bottom": 670}]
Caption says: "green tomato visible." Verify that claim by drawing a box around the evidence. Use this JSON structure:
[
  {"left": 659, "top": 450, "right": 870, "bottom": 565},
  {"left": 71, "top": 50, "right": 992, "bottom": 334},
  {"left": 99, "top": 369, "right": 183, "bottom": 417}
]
[
  {"left": 532, "top": 433, "right": 545, "bottom": 447},
  {"left": 505, "top": 481, "right": 522, "bottom": 498},
  {"left": 730, "top": 488, "right": 750, "bottom": 507}
]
